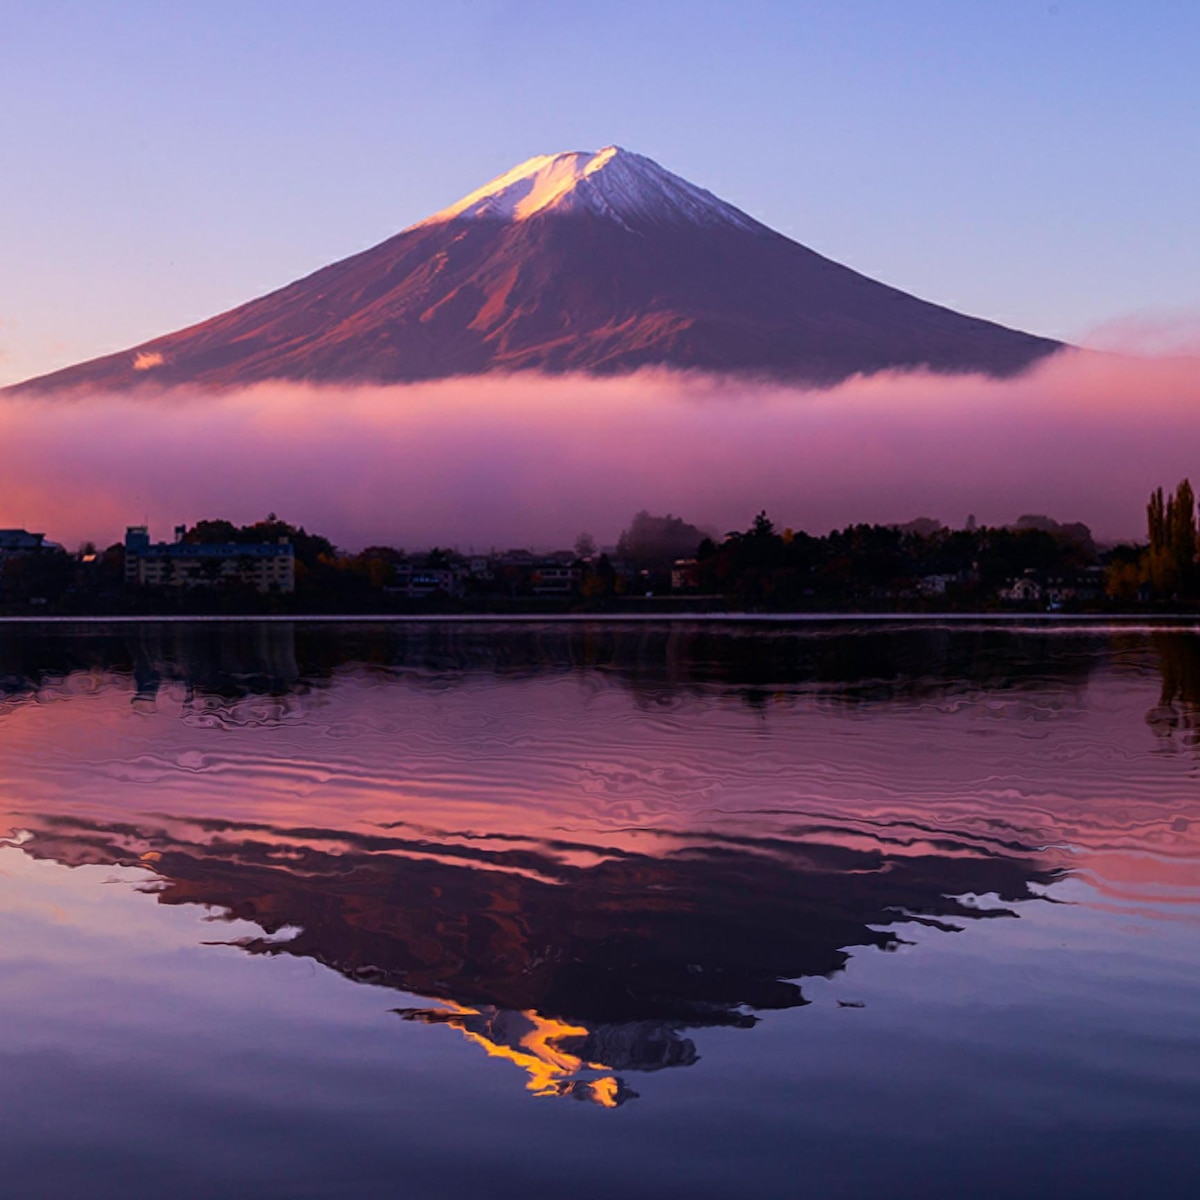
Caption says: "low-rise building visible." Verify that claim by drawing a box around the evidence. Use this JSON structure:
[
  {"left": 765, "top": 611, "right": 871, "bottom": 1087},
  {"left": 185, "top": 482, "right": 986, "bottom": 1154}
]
[
  {"left": 918, "top": 573, "right": 957, "bottom": 596},
  {"left": 125, "top": 526, "right": 295, "bottom": 593},
  {"left": 671, "top": 558, "right": 700, "bottom": 591},
  {"left": 1000, "top": 566, "right": 1105, "bottom": 606},
  {"left": 999, "top": 572, "right": 1043, "bottom": 603},
  {"left": 389, "top": 562, "right": 464, "bottom": 598},
  {"left": 531, "top": 562, "right": 581, "bottom": 595},
  {"left": 0, "top": 529, "right": 47, "bottom": 559}
]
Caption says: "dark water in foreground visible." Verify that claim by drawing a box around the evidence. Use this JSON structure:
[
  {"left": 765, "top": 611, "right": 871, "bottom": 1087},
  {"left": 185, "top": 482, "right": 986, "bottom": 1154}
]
[{"left": 1, "top": 620, "right": 1197, "bottom": 1198}]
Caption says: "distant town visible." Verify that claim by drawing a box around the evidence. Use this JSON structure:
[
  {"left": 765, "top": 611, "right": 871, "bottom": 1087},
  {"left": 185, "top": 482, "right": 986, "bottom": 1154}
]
[{"left": 1, "top": 483, "right": 1197, "bottom": 615}]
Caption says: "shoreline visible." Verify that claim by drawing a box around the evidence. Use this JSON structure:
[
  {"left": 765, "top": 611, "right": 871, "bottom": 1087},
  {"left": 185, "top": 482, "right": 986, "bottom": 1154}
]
[{"left": 2, "top": 611, "right": 1199, "bottom": 628}]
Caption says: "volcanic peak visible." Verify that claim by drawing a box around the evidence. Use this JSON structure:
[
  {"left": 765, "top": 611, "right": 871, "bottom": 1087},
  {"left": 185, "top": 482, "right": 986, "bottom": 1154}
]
[
  {"left": 417, "top": 145, "right": 763, "bottom": 234},
  {"left": 4, "top": 144, "right": 1064, "bottom": 393}
]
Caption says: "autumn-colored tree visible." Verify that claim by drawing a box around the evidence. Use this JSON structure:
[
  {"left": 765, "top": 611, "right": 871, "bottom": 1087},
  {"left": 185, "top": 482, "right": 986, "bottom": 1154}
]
[
  {"left": 1170, "top": 478, "right": 1196, "bottom": 595},
  {"left": 1103, "top": 542, "right": 1144, "bottom": 602},
  {"left": 1146, "top": 479, "right": 1196, "bottom": 597}
]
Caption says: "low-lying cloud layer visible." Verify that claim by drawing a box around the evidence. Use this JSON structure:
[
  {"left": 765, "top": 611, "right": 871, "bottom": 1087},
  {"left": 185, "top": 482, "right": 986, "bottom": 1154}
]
[{"left": 2, "top": 349, "right": 1197, "bottom": 551}]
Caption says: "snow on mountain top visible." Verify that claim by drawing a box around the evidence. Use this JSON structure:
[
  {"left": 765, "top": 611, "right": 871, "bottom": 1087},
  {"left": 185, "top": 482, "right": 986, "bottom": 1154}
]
[{"left": 417, "top": 146, "right": 763, "bottom": 233}]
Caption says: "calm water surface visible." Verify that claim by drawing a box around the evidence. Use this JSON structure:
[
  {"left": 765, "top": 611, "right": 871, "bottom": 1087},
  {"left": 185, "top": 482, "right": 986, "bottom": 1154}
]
[{"left": 1, "top": 620, "right": 1197, "bottom": 1198}]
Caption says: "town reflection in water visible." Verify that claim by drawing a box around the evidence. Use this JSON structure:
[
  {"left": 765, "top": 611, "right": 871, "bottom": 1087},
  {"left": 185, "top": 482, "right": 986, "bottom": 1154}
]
[
  {"left": 1, "top": 619, "right": 1197, "bottom": 1107},
  {"left": 0, "top": 617, "right": 1118, "bottom": 706}
]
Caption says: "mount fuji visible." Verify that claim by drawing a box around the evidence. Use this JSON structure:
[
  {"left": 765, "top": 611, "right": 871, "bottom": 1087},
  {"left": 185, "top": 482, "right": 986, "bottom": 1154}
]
[{"left": 9, "top": 146, "right": 1061, "bottom": 393}]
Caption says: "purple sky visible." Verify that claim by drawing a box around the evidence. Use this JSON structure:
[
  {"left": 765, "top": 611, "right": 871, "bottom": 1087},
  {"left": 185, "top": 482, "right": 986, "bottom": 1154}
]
[{"left": 1, "top": 1, "right": 1199, "bottom": 386}]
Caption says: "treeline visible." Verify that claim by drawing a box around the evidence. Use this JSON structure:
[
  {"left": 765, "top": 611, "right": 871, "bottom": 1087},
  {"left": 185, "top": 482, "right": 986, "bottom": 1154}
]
[
  {"left": 1, "top": 516, "right": 356, "bottom": 614},
  {"left": 683, "top": 511, "right": 1103, "bottom": 608},
  {"left": 182, "top": 517, "right": 335, "bottom": 569},
  {"left": 0, "top": 516, "right": 620, "bottom": 614},
  {"left": 179, "top": 517, "right": 394, "bottom": 598},
  {"left": 1106, "top": 479, "right": 1200, "bottom": 602},
  {"left": 4, "top": 491, "right": 1198, "bottom": 614}
]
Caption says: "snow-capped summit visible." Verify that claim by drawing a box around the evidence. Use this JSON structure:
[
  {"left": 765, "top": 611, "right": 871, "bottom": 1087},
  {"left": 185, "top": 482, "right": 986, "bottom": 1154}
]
[
  {"left": 7, "top": 146, "right": 1062, "bottom": 394},
  {"left": 419, "top": 146, "right": 762, "bottom": 233}
]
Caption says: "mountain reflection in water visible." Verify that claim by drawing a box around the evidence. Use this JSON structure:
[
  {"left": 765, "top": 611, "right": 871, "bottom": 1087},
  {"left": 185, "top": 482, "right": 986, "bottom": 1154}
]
[
  {"left": 15, "top": 808, "right": 1055, "bottom": 1105},
  {"left": 0, "top": 618, "right": 1198, "bottom": 1119}
]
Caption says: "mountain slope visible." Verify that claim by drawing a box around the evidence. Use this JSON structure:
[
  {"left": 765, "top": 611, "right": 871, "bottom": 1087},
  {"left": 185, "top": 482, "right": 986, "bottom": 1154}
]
[{"left": 8, "top": 147, "right": 1061, "bottom": 393}]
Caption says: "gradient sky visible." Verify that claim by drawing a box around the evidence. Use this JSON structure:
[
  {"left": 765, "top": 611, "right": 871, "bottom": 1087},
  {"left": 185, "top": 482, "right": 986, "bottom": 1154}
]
[{"left": 2, "top": 0, "right": 1199, "bottom": 386}]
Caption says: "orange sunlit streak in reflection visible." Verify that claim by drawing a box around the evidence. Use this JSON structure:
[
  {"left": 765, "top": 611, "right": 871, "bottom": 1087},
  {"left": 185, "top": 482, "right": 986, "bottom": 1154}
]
[{"left": 399, "top": 1001, "right": 629, "bottom": 1108}]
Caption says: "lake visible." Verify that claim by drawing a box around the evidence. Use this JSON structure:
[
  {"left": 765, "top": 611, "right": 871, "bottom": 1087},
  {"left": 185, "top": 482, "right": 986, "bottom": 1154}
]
[{"left": 1, "top": 619, "right": 1197, "bottom": 1198}]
